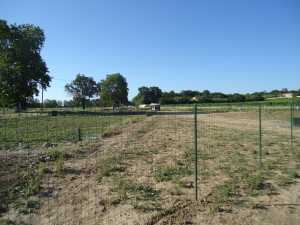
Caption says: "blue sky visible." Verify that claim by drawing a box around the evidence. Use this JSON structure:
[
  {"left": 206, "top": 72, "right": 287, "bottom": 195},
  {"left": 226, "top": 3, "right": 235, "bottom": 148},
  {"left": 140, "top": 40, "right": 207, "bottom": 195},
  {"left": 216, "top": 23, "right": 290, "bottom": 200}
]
[{"left": 1, "top": 0, "right": 300, "bottom": 100}]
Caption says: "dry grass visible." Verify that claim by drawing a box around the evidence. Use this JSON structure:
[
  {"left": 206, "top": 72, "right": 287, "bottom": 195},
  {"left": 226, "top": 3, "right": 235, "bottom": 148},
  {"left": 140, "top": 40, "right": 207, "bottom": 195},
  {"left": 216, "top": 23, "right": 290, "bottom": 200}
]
[{"left": 0, "top": 111, "right": 299, "bottom": 225}]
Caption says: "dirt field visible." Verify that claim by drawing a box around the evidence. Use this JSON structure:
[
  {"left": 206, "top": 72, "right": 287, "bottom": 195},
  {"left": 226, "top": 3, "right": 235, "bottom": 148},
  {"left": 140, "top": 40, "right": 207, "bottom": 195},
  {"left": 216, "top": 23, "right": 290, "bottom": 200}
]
[{"left": 0, "top": 111, "right": 299, "bottom": 225}]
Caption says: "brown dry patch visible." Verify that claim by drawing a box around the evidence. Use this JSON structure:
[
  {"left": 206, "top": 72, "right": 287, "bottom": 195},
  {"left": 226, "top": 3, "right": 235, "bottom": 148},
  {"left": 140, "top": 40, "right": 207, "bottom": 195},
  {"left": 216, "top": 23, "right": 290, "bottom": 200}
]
[{"left": 1, "top": 112, "right": 299, "bottom": 225}]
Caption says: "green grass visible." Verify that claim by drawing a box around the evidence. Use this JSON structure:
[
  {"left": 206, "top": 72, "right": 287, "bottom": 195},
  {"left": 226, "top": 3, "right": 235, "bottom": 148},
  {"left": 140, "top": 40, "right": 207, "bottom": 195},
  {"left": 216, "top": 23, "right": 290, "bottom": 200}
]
[
  {"left": 0, "top": 219, "right": 16, "bottom": 225},
  {"left": 161, "top": 97, "right": 300, "bottom": 108},
  {"left": 287, "top": 168, "right": 300, "bottom": 179},
  {"left": 245, "top": 173, "right": 265, "bottom": 191},
  {"left": 215, "top": 181, "right": 237, "bottom": 203},
  {"left": 97, "top": 155, "right": 126, "bottom": 183},
  {"left": 0, "top": 115, "right": 144, "bottom": 147},
  {"left": 112, "top": 179, "right": 160, "bottom": 202},
  {"left": 154, "top": 165, "right": 192, "bottom": 182},
  {"left": 115, "top": 180, "right": 162, "bottom": 212}
]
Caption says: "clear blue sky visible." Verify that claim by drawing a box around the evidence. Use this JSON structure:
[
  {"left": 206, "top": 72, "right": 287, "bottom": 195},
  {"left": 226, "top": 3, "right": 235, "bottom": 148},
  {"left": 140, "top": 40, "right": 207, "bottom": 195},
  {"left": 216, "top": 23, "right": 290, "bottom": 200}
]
[{"left": 1, "top": 0, "right": 300, "bottom": 100}]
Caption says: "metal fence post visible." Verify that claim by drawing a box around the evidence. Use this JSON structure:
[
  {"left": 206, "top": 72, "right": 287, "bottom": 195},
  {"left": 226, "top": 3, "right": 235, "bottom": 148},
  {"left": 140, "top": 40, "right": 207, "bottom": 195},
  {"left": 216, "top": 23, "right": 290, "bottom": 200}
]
[
  {"left": 258, "top": 104, "right": 262, "bottom": 167},
  {"left": 290, "top": 99, "right": 294, "bottom": 150},
  {"left": 78, "top": 127, "right": 82, "bottom": 141},
  {"left": 194, "top": 104, "right": 198, "bottom": 201},
  {"left": 4, "top": 117, "right": 7, "bottom": 142},
  {"left": 46, "top": 117, "right": 49, "bottom": 143}
]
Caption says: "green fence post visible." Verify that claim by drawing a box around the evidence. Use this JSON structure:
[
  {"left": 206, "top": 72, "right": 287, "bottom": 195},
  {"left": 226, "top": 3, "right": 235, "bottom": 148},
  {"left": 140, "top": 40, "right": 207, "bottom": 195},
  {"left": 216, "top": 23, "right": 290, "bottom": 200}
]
[
  {"left": 4, "top": 117, "right": 7, "bottom": 142},
  {"left": 290, "top": 99, "right": 294, "bottom": 150},
  {"left": 258, "top": 104, "right": 262, "bottom": 168},
  {"left": 194, "top": 104, "right": 198, "bottom": 201},
  {"left": 78, "top": 127, "right": 82, "bottom": 141}
]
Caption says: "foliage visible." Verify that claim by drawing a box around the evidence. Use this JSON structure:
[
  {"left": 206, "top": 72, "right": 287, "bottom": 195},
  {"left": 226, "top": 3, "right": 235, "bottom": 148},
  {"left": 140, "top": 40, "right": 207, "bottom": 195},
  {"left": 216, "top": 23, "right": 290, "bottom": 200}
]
[
  {"left": 0, "top": 19, "right": 51, "bottom": 109},
  {"left": 160, "top": 88, "right": 300, "bottom": 105},
  {"left": 133, "top": 86, "right": 162, "bottom": 105},
  {"left": 65, "top": 74, "right": 98, "bottom": 109},
  {"left": 98, "top": 73, "right": 128, "bottom": 107},
  {"left": 160, "top": 90, "right": 265, "bottom": 105},
  {"left": 43, "top": 99, "right": 63, "bottom": 108}
]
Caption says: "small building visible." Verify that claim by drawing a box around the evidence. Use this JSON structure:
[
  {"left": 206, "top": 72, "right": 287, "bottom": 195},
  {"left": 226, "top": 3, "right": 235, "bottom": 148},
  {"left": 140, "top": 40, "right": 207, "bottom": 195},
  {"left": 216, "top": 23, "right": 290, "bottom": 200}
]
[
  {"left": 138, "top": 104, "right": 148, "bottom": 109},
  {"left": 282, "top": 93, "right": 293, "bottom": 98},
  {"left": 191, "top": 96, "right": 200, "bottom": 102},
  {"left": 150, "top": 103, "right": 160, "bottom": 111}
]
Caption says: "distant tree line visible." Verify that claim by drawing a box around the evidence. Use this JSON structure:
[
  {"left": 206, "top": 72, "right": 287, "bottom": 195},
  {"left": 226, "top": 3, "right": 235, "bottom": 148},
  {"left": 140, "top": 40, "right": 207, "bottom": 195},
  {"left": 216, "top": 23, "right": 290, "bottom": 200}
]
[
  {"left": 132, "top": 88, "right": 300, "bottom": 105},
  {"left": 64, "top": 73, "right": 128, "bottom": 110},
  {"left": 22, "top": 72, "right": 129, "bottom": 110},
  {"left": 0, "top": 20, "right": 129, "bottom": 110},
  {"left": 159, "top": 90, "right": 264, "bottom": 105},
  {"left": 2, "top": 20, "right": 300, "bottom": 110},
  {"left": 29, "top": 73, "right": 130, "bottom": 109},
  {"left": 26, "top": 84, "right": 300, "bottom": 109}
]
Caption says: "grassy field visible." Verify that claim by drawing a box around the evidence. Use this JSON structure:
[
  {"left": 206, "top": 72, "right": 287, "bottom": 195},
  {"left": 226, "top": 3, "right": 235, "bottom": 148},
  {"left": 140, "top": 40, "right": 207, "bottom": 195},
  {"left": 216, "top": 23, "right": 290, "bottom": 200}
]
[
  {"left": 1, "top": 96, "right": 299, "bottom": 117},
  {"left": 0, "top": 114, "right": 144, "bottom": 149},
  {"left": 161, "top": 97, "right": 300, "bottom": 108},
  {"left": 0, "top": 108, "right": 299, "bottom": 225}
]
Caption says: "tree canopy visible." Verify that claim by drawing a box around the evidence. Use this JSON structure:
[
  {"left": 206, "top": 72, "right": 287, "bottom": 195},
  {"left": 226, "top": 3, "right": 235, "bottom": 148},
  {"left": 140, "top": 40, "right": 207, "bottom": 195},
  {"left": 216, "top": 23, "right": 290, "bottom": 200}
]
[
  {"left": 0, "top": 19, "right": 51, "bottom": 109},
  {"left": 65, "top": 74, "right": 98, "bottom": 109},
  {"left": 133, "top": 86, "right": 162, "bottom": 105},
  {"left": 99, "top": 73, "right": 128, "bottom": 107},
  {"left": 159, "top": 90, "right": 266, "bottom": 105}
]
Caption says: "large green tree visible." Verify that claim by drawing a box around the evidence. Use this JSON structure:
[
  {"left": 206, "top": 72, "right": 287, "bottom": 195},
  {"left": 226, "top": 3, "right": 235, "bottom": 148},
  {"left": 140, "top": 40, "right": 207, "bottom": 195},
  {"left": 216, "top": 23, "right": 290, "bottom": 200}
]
[
  {"left": 133, "top": 86, "right": 162, "bottom": 105},
  {"left": 65, "top": 74, "right": 98, "bottom": 110},
  {"left": 99, "top": 73, "right": 128, "bottom": 107},
  {"left": 0, "top": 20, "right": 51, "bottom": 109}
]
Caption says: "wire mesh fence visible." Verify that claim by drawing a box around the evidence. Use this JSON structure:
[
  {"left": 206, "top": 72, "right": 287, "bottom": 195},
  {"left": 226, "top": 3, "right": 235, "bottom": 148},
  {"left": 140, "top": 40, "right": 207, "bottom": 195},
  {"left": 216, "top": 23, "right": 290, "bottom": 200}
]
[
  {"left": 196, "top": 105, "right": 299, "bottom": 205},
  {"left": 0, "top": 105, "right": 299, "bottom": 225}
]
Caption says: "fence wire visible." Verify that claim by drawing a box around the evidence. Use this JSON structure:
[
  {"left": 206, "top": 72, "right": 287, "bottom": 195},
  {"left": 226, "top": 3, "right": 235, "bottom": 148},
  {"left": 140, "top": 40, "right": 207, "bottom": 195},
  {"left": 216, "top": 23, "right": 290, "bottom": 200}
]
[{"left": 0, "top": 105, "right": 299, "bottom": 225}]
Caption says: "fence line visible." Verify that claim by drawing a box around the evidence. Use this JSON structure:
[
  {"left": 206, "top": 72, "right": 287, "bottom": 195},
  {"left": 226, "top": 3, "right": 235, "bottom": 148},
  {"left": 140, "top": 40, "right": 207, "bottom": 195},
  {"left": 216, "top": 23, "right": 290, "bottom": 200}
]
[{"left": 0, "top": 104, "right": 299, "bottom": 224}]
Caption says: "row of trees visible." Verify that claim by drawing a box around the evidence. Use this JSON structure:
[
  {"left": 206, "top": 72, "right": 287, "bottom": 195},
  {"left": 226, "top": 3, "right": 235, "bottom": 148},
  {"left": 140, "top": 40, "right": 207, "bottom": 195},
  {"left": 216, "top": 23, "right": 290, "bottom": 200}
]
[
  {"left": 30, "top": 86, "right": 300, "bottom": 109},
  {"left": 64, "top": 73, "right": 128, "bottom": 109},
  {"left": 27, "top": 98, "right": 98, "bottom": 108},
  {"left": 131, "top": 89, "right": 261, "bottom": 105},
  {"left": 132, "top": 87, "right": 162, "bottom": 105},
  {"left": 2, "top": 20, "right": 300, "bottom": 110},
  {"left": 132, "top": 88, "right": 300, "bottom": 105},
  {"left": 159, "top": 90, "right": 264, "bottom": 104},
  {"left": 0, "top": 20, "right": 129, "bottom": 110}
]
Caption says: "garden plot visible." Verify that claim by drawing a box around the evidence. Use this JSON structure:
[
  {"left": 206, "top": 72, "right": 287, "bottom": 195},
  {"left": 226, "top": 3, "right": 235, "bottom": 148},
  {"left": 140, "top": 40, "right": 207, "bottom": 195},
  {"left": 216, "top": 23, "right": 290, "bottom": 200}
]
[{"left": 0, "top": 111, "right": 299, "bottom": 225}]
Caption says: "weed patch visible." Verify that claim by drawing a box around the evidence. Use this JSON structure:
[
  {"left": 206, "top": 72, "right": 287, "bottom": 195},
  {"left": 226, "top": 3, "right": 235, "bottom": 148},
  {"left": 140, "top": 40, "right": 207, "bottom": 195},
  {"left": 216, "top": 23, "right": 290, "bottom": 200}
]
[
  {"left": 0, "top": 219, "right": 16, "bottom": 225},
  {"left": 154, "top": 165, "right": 192, "bottom": 182},
  {"left": 97, "top": 155, "right": 126, "bottom": 182},
  {"left": 112, "top": 179, "right": 160, "bottom": 202},
  {"left": 215, "top": 181, "right": 237, "bottom": 203}
]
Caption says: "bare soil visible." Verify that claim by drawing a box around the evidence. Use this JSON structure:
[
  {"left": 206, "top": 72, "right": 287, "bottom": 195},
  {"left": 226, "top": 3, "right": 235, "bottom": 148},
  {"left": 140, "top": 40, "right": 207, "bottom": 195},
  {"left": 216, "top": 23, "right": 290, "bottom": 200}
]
[{"left": 1, "top": 112, "right": 299, "bottom": 225}]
